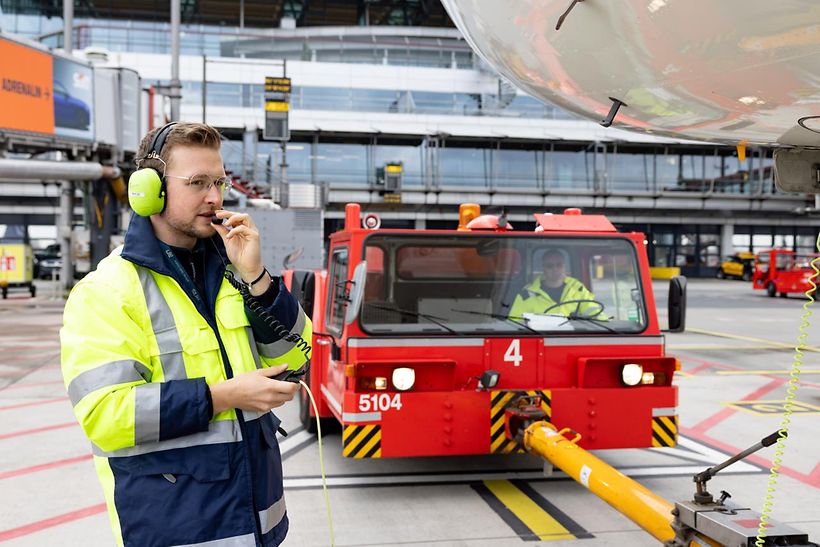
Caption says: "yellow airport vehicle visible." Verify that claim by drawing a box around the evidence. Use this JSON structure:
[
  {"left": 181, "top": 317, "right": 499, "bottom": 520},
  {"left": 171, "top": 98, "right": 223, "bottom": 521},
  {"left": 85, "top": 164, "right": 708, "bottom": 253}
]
[
  {"left": 0, "top": 243, "right": 36, "bottom": 298},
  {"left": 716, "top": 252, "right": 755, "bottom": 281}
]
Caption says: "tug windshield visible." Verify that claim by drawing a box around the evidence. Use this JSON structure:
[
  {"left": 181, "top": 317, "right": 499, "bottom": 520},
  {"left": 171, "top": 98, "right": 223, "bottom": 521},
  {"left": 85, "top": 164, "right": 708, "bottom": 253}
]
[{"left": 359, "top": 234, "right": 648, "bottom": 335}]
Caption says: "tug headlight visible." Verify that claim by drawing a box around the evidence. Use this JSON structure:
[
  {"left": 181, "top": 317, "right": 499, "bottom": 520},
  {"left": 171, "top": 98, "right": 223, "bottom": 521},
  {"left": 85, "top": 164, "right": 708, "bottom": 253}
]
[
  {"left": 621, "top": 364, "right": 643, "bottom": 386},
  {"left": 391, "top": 367, "right": 416, "bottom": 391}
]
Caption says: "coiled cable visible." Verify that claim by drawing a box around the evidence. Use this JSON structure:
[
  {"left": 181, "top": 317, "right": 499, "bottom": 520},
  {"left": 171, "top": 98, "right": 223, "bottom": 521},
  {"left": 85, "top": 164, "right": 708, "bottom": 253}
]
[{"left": 755, "top": 233, "right": 820, "bottom": 546}]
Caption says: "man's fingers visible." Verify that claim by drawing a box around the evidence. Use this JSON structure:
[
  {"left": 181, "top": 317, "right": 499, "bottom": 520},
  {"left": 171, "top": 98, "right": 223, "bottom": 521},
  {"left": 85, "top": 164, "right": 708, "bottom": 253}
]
[
  {"left": 222, "top": 213, "right": 251, "bottom": 228},
  {"left": 258, "top": 365, "right": 289, "bottom": 377},
  {"left": 224, "top": 225, "right": 255, "bottom": 240}
]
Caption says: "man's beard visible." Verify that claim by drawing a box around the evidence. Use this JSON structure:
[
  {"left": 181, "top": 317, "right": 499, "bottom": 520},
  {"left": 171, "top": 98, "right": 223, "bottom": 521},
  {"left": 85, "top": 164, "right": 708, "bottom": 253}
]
[{"left": 170, "top": 216, "right": 214, "bottom": 241}]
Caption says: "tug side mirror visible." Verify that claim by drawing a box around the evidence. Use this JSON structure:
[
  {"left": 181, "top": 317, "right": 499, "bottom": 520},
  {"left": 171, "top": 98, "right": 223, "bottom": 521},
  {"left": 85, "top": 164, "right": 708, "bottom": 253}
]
[{"left": 667, "top": 276, "right": 687, "bottom": 333}]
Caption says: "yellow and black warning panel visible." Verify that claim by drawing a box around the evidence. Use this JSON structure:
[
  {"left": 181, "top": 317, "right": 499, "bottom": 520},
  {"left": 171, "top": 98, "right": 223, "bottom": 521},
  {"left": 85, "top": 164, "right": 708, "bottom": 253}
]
[
  {"left": 473, "top": 479, "right": 593, "bottom": 541},
  {"left": 342, "top": 424, "right": 382, "bottom": 458},
  {"left": 490, "top": 390, "right": 552, "bottom": 454},
  {"left": 651, "top": 415, "right": 678, "bottom": 447}
]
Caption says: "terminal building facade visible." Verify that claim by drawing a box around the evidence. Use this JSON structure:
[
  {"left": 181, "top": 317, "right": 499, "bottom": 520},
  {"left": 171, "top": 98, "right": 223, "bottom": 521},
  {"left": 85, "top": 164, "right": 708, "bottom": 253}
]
[{"left": 1, "top": 0, "right": 817, "bottom": 277}]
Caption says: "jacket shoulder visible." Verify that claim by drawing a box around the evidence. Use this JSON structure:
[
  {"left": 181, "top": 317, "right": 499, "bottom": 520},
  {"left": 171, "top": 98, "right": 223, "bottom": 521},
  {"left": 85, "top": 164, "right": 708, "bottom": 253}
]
[{"left": 69, "top": 251, "right": 140, "bottom": 304}]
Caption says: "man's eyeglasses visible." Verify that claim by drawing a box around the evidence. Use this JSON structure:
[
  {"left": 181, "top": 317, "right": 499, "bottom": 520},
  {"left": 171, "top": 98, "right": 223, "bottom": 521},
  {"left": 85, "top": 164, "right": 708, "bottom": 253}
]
[
  {"left": 543, "top": 262, "right": 565, "bottom": 269},
  {"left": 165, "top": 174, "right": 233, "bottom": 195}
]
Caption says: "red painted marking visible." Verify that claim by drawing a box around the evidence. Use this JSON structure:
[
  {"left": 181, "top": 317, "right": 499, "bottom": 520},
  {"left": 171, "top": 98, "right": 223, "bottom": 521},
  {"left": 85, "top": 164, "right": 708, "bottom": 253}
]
[
  {"left": 680, "top": 356, "right": 737, "bottom": 371},
  {"left": 733, "top": 518, "right": 761, "bottom": 529},
  {"left": 1, "top": 380, "right": 65, "bottom": 390},
  {"left": 0, "top": 503, "right": 106, "bottom": 542},
  {"left": 690, "top": 378, "right": 785, "bottom": 434},
  {"left": 686, "top": 362, "right": 716, "bottom": 375},
  {"left": 0, "top": 454, "right": 92, "bottom": 481},
  {"left": 681, "top": 427, "right": 820, "bottom": 490},
  {"left": 0, "top": 397, "right": 67, "bottom": 411},
  {"left": 0, "top": 422, "right": 77, "bottom": 441}
]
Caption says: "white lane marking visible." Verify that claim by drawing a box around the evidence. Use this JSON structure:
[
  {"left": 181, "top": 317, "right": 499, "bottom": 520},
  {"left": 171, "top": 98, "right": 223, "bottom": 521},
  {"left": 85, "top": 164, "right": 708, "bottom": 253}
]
[
  {"left": 278, "top": 429, "right": 314, "bottom": 454},
  {"left": 675, "top": 436, "right": 758, "bottom": 470},
  {"left": 283, "top": 463, "right": 760, "bottom": 490}
]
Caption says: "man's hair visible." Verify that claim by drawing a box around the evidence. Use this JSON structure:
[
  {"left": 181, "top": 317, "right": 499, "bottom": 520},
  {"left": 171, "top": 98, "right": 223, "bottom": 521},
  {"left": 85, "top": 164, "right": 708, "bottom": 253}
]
[
  {"left": 541, "top": 249, "right": 565, "bottom": 263},
  {"left": 135, "top": 122, "right": 222, "bottom": 174}
]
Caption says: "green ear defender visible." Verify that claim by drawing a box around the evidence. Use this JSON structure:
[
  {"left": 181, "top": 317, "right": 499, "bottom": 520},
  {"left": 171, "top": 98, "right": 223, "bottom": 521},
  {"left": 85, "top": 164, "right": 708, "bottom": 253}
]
[{"left": 128, "top": 122, "right": 177, "bottom": 216}]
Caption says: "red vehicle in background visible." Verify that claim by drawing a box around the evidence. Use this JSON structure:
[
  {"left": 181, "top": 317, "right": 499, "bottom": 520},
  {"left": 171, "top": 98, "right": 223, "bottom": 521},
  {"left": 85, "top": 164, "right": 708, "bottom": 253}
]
[
  {"left": 284, "top": 203, "right": 687, "bottom": 459},
  {"left": 753, "top": 249, "right": 819, "bottom": 298}
]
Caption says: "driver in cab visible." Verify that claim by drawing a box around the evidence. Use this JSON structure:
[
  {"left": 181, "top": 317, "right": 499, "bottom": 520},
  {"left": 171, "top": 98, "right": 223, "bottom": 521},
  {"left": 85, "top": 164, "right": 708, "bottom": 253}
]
[{"left": 509, "top": 250, "right": 596, "bottom": 318}]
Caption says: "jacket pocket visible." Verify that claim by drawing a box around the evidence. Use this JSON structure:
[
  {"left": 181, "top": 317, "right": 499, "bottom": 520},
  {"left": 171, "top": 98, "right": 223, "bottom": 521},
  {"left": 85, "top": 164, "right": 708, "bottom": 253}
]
[
  {"left": 110, "top": 444, "right": 254, "bottom": 546},
  {"left": 216, "top": 293, "right": 250, "bottom": 329}
]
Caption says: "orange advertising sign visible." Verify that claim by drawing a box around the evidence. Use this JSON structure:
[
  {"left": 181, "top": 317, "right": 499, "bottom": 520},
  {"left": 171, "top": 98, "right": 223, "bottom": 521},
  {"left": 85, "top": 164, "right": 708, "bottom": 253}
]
[{"left": 0, "top": 38, "right": 54, "bottom": 134}]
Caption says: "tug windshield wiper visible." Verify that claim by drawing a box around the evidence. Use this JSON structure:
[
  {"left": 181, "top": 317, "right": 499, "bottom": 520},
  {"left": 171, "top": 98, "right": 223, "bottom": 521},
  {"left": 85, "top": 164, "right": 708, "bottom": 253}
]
[
  {"left": 563, "top": 315, "right": 618, "bottom": 333},
  {"left": 365, "top": 303, "right": 460, "bottom": 335},
  {"left": 450, "top": 308, "right": 541, "bottom": 334}
]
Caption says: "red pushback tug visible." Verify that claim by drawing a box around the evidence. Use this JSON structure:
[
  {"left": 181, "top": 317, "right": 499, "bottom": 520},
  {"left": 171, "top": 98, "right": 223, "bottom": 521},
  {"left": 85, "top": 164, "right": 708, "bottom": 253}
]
[
  {"left": 752, "top": 248, "right": 820, "bottom": 298},
  {"left": 284, "top": 203, "right": 686, "bottom": 458}
]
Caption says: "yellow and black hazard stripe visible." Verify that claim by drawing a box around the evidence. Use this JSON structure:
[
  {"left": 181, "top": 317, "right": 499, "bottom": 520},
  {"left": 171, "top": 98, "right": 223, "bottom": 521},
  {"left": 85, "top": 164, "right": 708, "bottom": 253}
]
[
  {"left": 342, "top": 424, "right": 382, "bottom": 458},
  {"left": 490, "top": 390, "right": 552, "bottom": 454},
  {"left": 651, "top": 415, "right": 678, "bottom": 447},
  {"left": 472, "top": 479, "right": 593, "bottom": 541}
]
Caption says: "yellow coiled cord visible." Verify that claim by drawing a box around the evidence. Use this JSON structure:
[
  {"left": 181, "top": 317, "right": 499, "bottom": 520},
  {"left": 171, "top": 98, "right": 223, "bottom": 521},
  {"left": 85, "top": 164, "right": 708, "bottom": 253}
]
[{"left": 755, "top": 233, "right": 820, "bottom": 546}]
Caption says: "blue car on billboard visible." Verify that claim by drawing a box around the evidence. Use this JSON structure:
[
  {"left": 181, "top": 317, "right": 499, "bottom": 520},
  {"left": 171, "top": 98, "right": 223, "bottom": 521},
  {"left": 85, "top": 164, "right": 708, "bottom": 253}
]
[{"left": 54, "top": 81, "right": 90, "bottom": 130}]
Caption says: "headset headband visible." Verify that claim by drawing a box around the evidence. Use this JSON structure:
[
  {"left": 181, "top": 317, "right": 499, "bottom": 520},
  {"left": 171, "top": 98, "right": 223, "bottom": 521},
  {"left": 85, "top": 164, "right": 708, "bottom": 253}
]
[{"left": 145, "top": 122, "right": 178, "bottom": 161}]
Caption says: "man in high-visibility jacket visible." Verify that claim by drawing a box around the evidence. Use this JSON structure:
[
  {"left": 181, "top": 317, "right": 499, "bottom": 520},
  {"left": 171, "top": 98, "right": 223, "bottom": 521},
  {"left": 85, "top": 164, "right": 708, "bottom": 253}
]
[
  {"left": 61, "top": 122, "right": 311, "bottom": 547},
  {"left": 509, "top": 249, "right": 597, "bottom": 318}
]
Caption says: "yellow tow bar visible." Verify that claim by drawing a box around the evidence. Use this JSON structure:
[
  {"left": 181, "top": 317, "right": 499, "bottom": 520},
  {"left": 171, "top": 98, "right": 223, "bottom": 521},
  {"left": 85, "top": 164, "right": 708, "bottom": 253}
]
[{"left": 523, "top": 421, "right": 719, "bottom": 546}]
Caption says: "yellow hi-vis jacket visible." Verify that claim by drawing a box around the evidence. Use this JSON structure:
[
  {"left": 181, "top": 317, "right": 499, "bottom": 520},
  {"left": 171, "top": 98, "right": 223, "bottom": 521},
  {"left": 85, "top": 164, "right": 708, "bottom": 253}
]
[
  {"left": 508, "top": 275, "right": 596, "bottom": 318},
  {"left": 60, "top": 215, "right": 311, "bottom": 547}
]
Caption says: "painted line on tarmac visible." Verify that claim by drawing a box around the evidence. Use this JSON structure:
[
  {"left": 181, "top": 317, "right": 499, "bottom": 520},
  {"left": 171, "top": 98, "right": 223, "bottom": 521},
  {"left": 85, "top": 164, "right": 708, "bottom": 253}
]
[
  {"left": 0, "top": 422, "right": 77, "bottom": 441},
  {"left": 716, "top": 369, "right": 820, "bottom": 375},
  {"left": 681, "top": 427, "right": 820, "bottom": 490},
  {"left": 0, "top": 503, "right": 106, "bottom": 543},
  {"left": 473, "top": 479, "right": 592, "bottom": 541},
  {"left": 282, "top": 462, "right": 760, "bottom": 491},
  {"left": 726, "top": 400, "right": 820, "bottom": 415},
  {"left": 0, "top": 454, "right": 92, "bottom": 481},
  {"left": 0, "top": 397, "right": 68, "bottom": 411},
  {"left": 1, "top": 380, "right": 65, "bottom": 391},
  {"left": 689, "top": 378, "right": 785, "bottom": 435},
  {"left": 686, "top": 328, "right": 820, "bottom": 353},
  {"left": 669, "top": 344, "right": 800, "bottom": 351}
]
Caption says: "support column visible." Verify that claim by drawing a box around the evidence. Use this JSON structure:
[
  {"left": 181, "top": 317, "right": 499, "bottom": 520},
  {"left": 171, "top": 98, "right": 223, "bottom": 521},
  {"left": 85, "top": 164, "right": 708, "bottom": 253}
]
[
  {"left": 415, "top": 218, "right": 426, "bottom": 230},
  {"left": 170, "top": 0, "right": 182, "bottom": 121},
  {"left": 59, "top": 181, "right": 75, "bottom": 293},
  {"left": 242, "top": 125, "right": 258, "bottom": 182},
  {"left": 720, "top": 223, "right": 734, "bottom": 257},
  {"left": 63, "top": 0, "right": 74, "bottom": 53}
]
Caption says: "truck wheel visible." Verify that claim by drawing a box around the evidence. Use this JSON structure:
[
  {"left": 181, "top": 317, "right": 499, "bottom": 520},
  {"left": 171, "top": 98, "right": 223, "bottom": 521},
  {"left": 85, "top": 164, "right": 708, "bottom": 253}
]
[
  {"left": 29, "top": 284, "right": 36, "bottom": 298},
  {"left": 299, "top": 364, "right": 318, "bottom": 434},
  {"left": 715, "top": 269, "right": 725, "bottom": 279},
  {"left": 766, "top": 282, "right": 777, "bottom": 297},
  {"left": 1, "top": 287, "right": 7, "bottom": 299},
  {"left": 742, "top": 271, "right": 752, "bottom": 282}
]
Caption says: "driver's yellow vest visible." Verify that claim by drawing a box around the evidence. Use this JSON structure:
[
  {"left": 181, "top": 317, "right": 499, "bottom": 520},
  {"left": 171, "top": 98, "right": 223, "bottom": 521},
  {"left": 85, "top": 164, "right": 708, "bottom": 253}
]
[{"left": 508, "top": 275, "right": 595, "bottom": 318}]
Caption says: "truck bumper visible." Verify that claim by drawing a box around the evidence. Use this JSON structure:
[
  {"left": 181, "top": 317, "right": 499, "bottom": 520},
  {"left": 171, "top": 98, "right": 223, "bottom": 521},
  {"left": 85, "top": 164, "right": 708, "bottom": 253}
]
[{"left": 340, "top": 386, "right": 677, "bottom": 458}]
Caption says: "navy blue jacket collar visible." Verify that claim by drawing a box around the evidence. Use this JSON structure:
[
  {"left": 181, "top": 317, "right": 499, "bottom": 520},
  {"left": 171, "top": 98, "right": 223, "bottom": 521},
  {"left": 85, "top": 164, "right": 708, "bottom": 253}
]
[{"left": 120, "top": 214, "right": 229, "bottom": 316}]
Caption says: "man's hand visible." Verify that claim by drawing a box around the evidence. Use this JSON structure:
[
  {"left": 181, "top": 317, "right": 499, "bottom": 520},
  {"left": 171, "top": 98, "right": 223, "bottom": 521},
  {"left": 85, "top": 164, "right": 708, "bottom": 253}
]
[
  {"left": 210, "top": 365, "right": 300, "bottom": 415},
  {"left": 211, "top": 209, "right": 270, "bottom": 296}
]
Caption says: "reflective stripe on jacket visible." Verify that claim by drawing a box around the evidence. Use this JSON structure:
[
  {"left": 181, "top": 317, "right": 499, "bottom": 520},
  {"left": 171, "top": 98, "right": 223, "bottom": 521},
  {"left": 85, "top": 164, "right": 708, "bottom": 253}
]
[
  {"left": 508, "top": 275, "right": 596, "bottom": 318},
  {"left": 60, "top": 215, "right": 311, "bottom": 547}
]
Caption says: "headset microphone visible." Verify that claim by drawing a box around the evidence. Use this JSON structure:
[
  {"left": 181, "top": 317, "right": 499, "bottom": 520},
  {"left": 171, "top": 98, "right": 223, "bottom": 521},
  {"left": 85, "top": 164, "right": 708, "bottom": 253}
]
[{"left": 128, "top": 122, "right": 177, "bottom": 217}]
